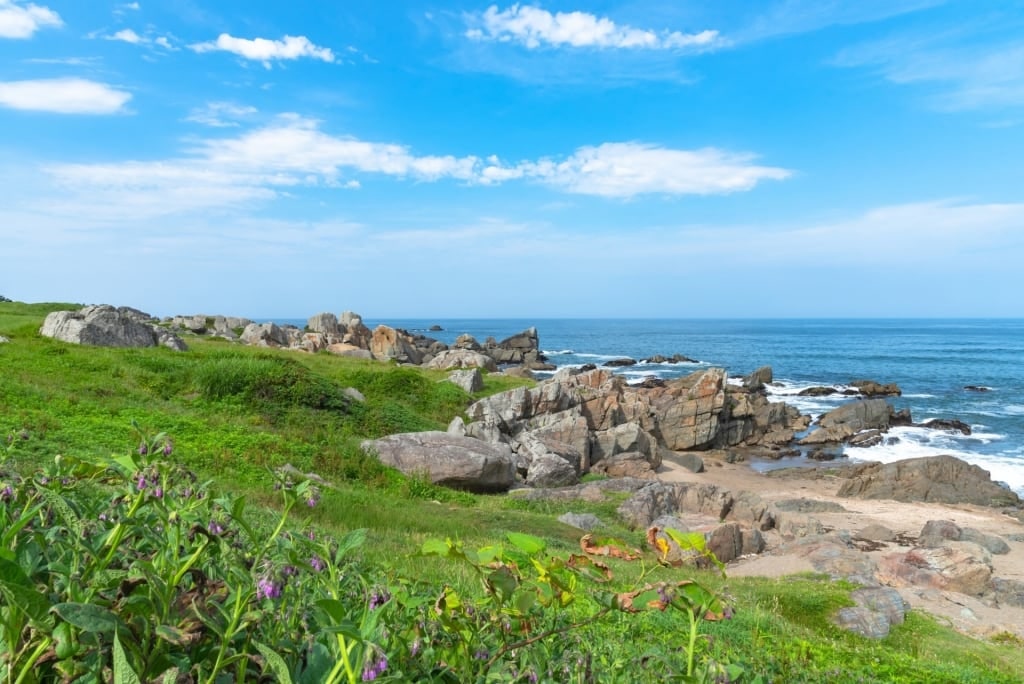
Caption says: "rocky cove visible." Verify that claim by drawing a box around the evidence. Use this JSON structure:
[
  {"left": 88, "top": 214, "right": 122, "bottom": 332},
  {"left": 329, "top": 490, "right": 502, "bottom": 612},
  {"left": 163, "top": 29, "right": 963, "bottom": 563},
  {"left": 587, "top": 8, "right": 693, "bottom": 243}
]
[{"left": 37, "top": 305, "right": 1024, "bottom": 640}]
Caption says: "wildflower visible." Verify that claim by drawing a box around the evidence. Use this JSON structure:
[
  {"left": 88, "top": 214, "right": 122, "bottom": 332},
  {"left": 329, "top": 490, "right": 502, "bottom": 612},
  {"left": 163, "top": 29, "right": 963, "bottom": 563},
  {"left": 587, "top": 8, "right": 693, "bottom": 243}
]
[
  {"left": 38, "top": 476, "right": 50, "bottom": 486},
  {"left": 256, "top": 577, "right": 282, "bottom": 600},
  {"left": 474, "top": 648, "right": 489, "bottom": 661},
  {"left": 19, "top": 429, "right": 29, "bottom": 440},
  {"left": 0, "top": 484, "right": 13, "bottom": 502},
  {"left": 361, "top": 651, "right": 388, "bottom": 681},
  {"left": 305, "top": 492, "right": 320, "bottom": 508},
  {"left": 153, "top": 487, "right": 163, "bottom": 499},
  {"left": 310, "top": 555, "right": 326, "bottom": 572},
  {"left": 181, "top": 486, "right": 193, "bottom": 499},
  {"left": 98, "top": 513, "right": 108, "bottom": 522},
  {"left": 282, "top": 565, "right": 299, "bottom": 578},
  {"left": 162, "top": 441, "right": 173, "bottom": 456},
  {"left": 136, "top": 475, "right": 147, "bottom": 491},
  {"left": 410, "top": 638, "right": 421, "bottom": 657},
  {"left": 208, "top": 520, "right": 225, "bottom": 535},
  {"left": 368, "top": 588, "right": 391, "bottom": 611},
  {"left": 138, "top": 442, "right": 148, "bottom": 455},
  {"left": 306, "top": 529, "right": 316, "bottom": 541}
]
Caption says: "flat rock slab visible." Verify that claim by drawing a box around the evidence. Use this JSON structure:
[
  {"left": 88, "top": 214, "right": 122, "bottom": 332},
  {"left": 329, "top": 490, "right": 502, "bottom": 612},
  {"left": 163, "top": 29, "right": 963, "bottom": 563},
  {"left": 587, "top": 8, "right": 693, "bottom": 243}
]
[{"left": 363, "top": 431, "right": 515, "bottom": 493}]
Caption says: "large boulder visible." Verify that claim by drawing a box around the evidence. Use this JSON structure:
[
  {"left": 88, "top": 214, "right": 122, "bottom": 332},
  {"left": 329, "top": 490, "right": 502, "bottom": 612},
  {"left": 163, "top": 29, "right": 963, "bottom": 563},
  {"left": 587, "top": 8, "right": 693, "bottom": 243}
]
[
  {"left": 877, "top": 543, "right": 993, "bottom": 596},
  {"left": 836, "top": 455, "right": 1021, "bottom": 507},
  {"left": 240, "top": 322, "right": 290, "bottom": 347},
  {"left": 40, "top": 305, "right": 187, "bottom": 351},
  {"left": 340, "top": 311, "right": 372, "bottom": 349},
  {"left": 800, "top": 399, "right": 893, "bottom": 445},
  {"left": 362, "top": 432, "right": 515, "bottom": 493},
  {"left": 425, "top": 349, "right": 498, "bottom": 372},
  {"left": 649, "top": 368, "right": 727, "bottom": 450},
  {"left": 307, "top": 312, "right": 342, "bottom": 336},
  {"left": 446, "top": 369, "right": 484, "bottom": 394},
  {"left": 369, "top": 325, "right": 423, "bottom": 364},
  {"left": 850, "top": 379, "right": 902, "bottom": 397}
]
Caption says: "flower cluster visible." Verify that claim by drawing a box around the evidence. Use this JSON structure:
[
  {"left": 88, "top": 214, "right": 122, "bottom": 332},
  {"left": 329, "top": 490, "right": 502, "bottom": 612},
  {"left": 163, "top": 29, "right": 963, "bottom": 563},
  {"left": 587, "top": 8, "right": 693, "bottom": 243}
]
[{"left": 361, "top": 649, "right": 388, "bottom": 681}]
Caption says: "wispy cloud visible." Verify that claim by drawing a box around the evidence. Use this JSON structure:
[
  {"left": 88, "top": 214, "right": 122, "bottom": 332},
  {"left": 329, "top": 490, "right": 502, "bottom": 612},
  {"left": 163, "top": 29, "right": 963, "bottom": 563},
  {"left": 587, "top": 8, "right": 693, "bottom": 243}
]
[
  {"left": 185, "top": 101, "right": 258, "bottom": 128},
  {"left": 734, "top": 0, "right": 947, "bottom": 43},
  {"left": 834, "top": 26, "right": 1024, "bottom": 111},
  {"left": 0, "top": 78, "right": 131, "bottom": 114},
  {"left": 464, "top": 4, "right": 723, "bottom": 51},
  {"left": 0, "top": 0, "right": 61, "bottom": 39},
  {"left": 36, "top": 115, "right": 789, "bottom": 218},
  {"left": 190, "top": 34, "right": 335, "bottom": 67}
]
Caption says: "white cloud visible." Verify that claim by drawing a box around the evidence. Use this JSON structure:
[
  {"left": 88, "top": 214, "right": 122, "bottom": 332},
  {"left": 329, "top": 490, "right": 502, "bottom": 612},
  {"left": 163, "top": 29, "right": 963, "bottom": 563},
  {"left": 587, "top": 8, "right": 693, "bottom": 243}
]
[
  {"left": 0, "top": 78, "right": 131, "bottom": 114},
  {"left": 190, "top": 33, "right": 335, "bottom": 67},
  {"left": 34, "top": 117, "right": 789, "bottom": 221},
  {"left": 735, "top": 0, "right": 946, "bottom": 43},
  {"left": 185, "top": 101, "right": 258, "bottom": 127},
  {"left": 465, "top": 4, "right": 722, "bottom": 51},
  {"left": 507, "top": 143, "right": 791, "bottom": 197},
  {"left": 108, "top": 28, "right": 142, "bottom": 44},
  {"left": 0, "top": 0, "right": 61, "bottom": 38}
]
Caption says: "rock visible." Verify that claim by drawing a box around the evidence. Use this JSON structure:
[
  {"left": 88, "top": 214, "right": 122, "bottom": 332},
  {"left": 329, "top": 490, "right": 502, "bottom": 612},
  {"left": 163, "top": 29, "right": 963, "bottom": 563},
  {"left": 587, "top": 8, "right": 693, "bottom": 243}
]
[
  {"left": 327, "top": 343, "right": 373, "bottom": 359},
  {"left": 731, "top": 490, "right": 775, "bottom": 530},
  {"left": 40, "top": 305, "right": 188, "bottom": 351},
  {"left": 445, "top": 369, "right": 484, "bottom": 394},
  {"left": 650, "top": 368, "right": 727, "bottom": 451},
  {"left": 370, "top": 325, "right": 423, "bottom": 364},
  {"left": 362, "top": 432, "right": 515, "bottom": 493},
  {"left": 526, "top": 452, "right": 579, "bottom": 488},
  {"left": 990, "top": 578, "right": 1024, "bottom": 608},
  {"left": 591, "top": 422, "right": 656, "bottom": 465},
  {"left": 453, "top": 334, "right": 482, "bottom": 351},
  {"left": 307, "top": 312, "right": 341, "bottom": 336},
  {"left": 558, "top": 513, "right": 603, "bottom": 531},
  {"left": 918, "top": 419, "right": 972, "bottom": 435},
  {"left": 240, "top": 322, "right": 289, "bottom": 348},
  {"left": 343, "top": 387, "right": 366, "bottom": 403},
  {"left": 837, "top": 455, "right": 1022, "bottom": 507},
  {"left": 706, "top": 522, "right": 762, "bottom": 564},
  {"left": 964, "top": 385, "right": 992, "bottom": 392},
  {"left": 429, "top": 325, "right": 443, "bottom": 331},
  {"left": 878, "top": 543, "right": 993, "bottom": 596},
  {"left": 789, "top": 537, "right": 878, "bottom": 584},
  {"left": 798, "top": 386, "right": 839, "bottom": 397},
  {"left": 426, "top": 349, "right": 498, "bottom": 372},
  {"left": 603, "top": 358, "right": 637, "bottom": 367},
  {"left": 498, "top": 366, "right": 535, "bottom": 379},
  {"left": 617, "top": 482, "right": 683, "bottom": 530},
  {"left": 918, "top": 520, "right": 963, "bottom": 547},
  {"left": 590, "top": 451, "right": 659, "bottom": 479},
  {"left": 847, "top": 430, "right": 884, "bottom": 448},
  {"left": 800, "top": 399, "right": 892, "bottom": 445},
  {"left": 447, "top": 416, "right": 467, "bottom": 436},
  {"left": 960, "top": 528, "right": 1011, "bottom": 555},
  {"left": 773, "top": 498, "right": 848, "bottom": 514},
  {"left": 667, "top": 451, "right": 705, "bottom": 473},
  {"left": 743, "top": 366, "right": 773, "bottom": 390},
  {"left": 834, "top": 587, "right": 908, "bottom": 639},
  {"left": 850, "top": 379, "right": 902, "bottom": 397},
  {"left": 635, "top": 377, "right": 667, "bottom": 389},
  {"left": 485, "top": 327, "right": 541, "bottom": 365}
]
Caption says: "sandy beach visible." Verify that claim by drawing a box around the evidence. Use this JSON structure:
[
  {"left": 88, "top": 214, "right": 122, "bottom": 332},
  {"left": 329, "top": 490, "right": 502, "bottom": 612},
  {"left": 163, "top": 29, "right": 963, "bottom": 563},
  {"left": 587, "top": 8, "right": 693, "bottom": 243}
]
[{"left": 657, "top": 457, "right": 1024, "bottom": 639}]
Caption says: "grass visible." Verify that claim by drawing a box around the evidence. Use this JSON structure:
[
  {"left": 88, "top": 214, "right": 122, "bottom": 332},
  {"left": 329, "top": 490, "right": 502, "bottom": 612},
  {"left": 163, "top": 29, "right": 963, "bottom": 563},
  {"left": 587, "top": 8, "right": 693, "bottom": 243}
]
[{"left": 2, "top": 299, "right": 1023, "bottom": 682}]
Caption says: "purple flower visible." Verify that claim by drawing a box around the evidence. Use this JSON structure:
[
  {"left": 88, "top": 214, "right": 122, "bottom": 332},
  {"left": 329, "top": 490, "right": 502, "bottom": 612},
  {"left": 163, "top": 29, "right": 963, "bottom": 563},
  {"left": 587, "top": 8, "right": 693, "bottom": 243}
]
[
  {"left": 368, "top": 588, "right": 390, "bottom": 611},
  {"left": 98, "top": 513, "right": 108, "bottom": 522},
  {"left": 310, "top": 555, "right": 326, "bottom": 572},
  {"left": 1, "top": 484, "right": 13, "bottom": 502},
  {"left": 153, "top": 487, "right": 163, "bottom": 499},
  {"left": 136, "top": 475, "right": 147, "bottom": 491},
  {"left": 138, "top": 442, "right": 148, "bottom": 456},
  {"left": 38, "top": 476, "right": 50, "bottom": 486},
  {"left": 410, "top": 638, "right": 421, "bottom": 657},
  {"left": 162, "top": 441, "right": 173, "bottom": 456},
  {"left": 256, "top": 577, "right": 282, "bottom": 600},
  {"left": 208, "top": 520, "right": 225, "bottom": 535},
  {"left": 181, "top": 486, "right": 193, "bottom": 499},
  {"left": 306, "top": 529, "right": 316, "bottom": 541},
  {"left": 361, "top": 652, "right": 388, "bottom": 681},
  {"left": 282, "top": 565, "right": 299, "bottom": 578},
  {"left": 474, "top": 648, "right": 489, "bottom": 661}
]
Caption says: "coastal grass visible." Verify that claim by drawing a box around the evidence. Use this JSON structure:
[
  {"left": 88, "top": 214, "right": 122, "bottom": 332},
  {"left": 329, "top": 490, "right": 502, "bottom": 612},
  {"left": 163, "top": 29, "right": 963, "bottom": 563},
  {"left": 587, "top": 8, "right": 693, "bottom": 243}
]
[{"left": 2, "top": 300, "right": 1023, "bottom": 681}]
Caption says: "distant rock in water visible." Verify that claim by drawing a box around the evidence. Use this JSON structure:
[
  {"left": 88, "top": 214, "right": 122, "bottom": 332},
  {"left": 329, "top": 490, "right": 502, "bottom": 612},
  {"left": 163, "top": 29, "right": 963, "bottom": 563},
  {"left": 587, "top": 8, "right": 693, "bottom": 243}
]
[
  {"left": 603, "top": 358, "right": 637, "bottom": 367},
  {"left": 849, "top": 379, "right": 902, "bottom": 397},
  {"left": 964, "top": 385, "right": 992, "bottom": 392},
  {"left": 40, "top": 305, "right": 187, "bottom": 351},
  {"left": 643, "top": 353, "right": 698, "bottom": 364},
  {"left": 429, "top": 324, "right": 443, "bottom": 331},
  {"left": 917, "top": 418, "right": 972, "bottom": 435}
]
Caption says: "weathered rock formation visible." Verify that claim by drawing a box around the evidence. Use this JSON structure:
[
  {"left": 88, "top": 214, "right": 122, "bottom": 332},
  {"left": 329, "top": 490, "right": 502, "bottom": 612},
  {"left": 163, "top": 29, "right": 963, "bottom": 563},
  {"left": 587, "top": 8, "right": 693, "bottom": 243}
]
[{"left": 41, "top": 305, "right": 187, "bottom": 351}]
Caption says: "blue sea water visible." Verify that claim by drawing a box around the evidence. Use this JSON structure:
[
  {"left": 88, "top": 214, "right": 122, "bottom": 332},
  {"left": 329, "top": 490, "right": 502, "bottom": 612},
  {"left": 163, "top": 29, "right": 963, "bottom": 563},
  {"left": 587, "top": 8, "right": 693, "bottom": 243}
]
[{"left": 279, "top": 317, "right": 1024, "bottom": 493}]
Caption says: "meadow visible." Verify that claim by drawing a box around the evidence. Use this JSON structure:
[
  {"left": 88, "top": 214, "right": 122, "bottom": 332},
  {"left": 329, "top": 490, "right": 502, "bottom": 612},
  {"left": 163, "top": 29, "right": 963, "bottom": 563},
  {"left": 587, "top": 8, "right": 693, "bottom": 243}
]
[{"left": 1, "top": 301, "right": 1021, "bottom": 683}]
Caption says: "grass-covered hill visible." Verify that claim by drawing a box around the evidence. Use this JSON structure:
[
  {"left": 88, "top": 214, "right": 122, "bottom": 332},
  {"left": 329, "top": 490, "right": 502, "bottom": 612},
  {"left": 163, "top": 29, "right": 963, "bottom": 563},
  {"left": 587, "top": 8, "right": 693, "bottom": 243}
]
[{"left": 1, "top": 300, "right": 1022, "bottom": 683}]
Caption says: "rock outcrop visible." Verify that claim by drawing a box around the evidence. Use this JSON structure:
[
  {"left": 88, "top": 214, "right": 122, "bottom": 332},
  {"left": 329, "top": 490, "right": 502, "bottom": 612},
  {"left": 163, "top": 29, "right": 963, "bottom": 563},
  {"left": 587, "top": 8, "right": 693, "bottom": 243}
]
[{"left": 41, "top": 305, "right": 187, "bottom": 351}]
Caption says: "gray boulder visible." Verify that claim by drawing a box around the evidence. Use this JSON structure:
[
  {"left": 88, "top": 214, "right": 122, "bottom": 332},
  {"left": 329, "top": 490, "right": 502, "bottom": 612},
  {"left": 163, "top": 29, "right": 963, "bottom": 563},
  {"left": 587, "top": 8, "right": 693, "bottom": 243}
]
[
  {"left": 834, "top": 587, "right": 908, "bottom": 639},
  {"left": 800, "top": 399, "right": 893, "bottom": 445},
  {"left": 446, "top": 369, "right": 484, "bottom": 394},
  {"left": 837, "top": 455, "right": 1021, "bottom": 507},
  {"left": 743, "top": 365, "right": 773, "bottom": 390},
  {"left": 362, "top": 432, "right": 515, "bottom": 493},
  {"left": 526, "top": 453, "right": 579, "bottom": 488},
  {"left": 426, "top": 349, "right": 498, "bottom": 372},
  {"left": 369, "top": 325, "right": 422, "bottom": 364},
  {"left": 307, "top": 312, "right": 342, "bottom": 336},
  {"left": 240, "top": 322, "right": 290, "bottom": 347},
  {"left": 40, "top": 305, "right": 187, "bottom": 351},
  {"left": 558, "top": 512, "right": 603, "bottom": 531}
]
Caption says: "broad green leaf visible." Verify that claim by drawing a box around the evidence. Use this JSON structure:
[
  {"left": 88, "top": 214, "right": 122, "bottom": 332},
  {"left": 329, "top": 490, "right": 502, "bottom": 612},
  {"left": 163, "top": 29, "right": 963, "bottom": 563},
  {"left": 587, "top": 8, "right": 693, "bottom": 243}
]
[
  {"left": 0, "top": 580, "right": 54, "bottom": 627},
  {"left": 298, "top": 643, "right": 333, "bottom": 684},
  {"left": 420, "top": 538, "right": 452, "bottom": 557},
  {"left": 0, "top": 556, "right": 33, "bottom": 587},
  {"left": 315, "top": 598, "right": 348, "bottom": 624},
  {"left": 1, "top": 502, "right": 44, "bottom": 548},
  {"left": 113, "top": 633, "right": 143, "bottom": 684},
  {"left": 320, "top": 621, "right": 364, "bottom": 641},
  {"left": 474, "top": 545, "right": 501, "bottom": 565},
  {"left": 506, "top": 532, "right": 545, "bottom": 555},
  {"left": 255, "top": 641, "right": 295, "bottom": 684},
  {"left": 155, "top": 624, "right": 195, "bottom": 646},
  {"left": 52, "top": 602, "right": 124, "bottom": 634},
  {"left": 335, "top": 528, "right": 367, "bottom": 560}
]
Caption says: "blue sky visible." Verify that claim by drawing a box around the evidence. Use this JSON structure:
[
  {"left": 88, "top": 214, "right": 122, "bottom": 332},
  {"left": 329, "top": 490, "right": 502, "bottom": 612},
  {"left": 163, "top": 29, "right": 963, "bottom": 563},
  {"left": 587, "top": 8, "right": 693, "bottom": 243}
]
[{"left": 1, "top": 0, "right": 1022, "bottom": 318}]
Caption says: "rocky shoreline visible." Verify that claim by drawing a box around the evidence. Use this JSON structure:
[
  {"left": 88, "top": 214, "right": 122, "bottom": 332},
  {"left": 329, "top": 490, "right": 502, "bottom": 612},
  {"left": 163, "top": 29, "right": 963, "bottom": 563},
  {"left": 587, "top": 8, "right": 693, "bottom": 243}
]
[{"left": 36, "top": 304, "right": 1024, "bottom": 639}]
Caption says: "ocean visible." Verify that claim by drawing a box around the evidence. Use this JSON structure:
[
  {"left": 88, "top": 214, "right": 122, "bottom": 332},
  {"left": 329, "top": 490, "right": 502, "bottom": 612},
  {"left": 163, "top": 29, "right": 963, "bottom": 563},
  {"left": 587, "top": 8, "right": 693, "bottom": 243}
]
[{"left": 279, "top": 317, "right": 1024, "bottom": 494}]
